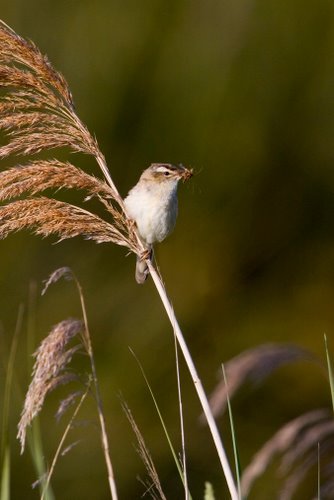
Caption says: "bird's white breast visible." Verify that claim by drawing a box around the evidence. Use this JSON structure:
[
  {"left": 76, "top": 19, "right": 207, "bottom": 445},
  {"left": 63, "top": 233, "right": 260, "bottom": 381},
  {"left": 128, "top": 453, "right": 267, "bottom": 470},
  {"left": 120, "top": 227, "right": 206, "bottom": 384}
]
[{"left": 124, "top": 180, "right": 178, "bottom": 245}]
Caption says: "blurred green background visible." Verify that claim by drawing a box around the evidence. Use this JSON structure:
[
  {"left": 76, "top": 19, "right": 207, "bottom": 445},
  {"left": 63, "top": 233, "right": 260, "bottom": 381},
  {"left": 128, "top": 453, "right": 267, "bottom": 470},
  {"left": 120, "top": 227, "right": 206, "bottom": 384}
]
[{"left": 2, "top": 1, "right": 334, "bottom": 498}]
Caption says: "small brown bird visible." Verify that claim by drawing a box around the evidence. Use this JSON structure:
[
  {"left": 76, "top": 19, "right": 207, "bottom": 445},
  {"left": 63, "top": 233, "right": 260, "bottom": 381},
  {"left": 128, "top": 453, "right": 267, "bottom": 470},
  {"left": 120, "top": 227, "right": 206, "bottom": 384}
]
[{"left": 124, "top": 163, "right": 193, "bottom": 283}]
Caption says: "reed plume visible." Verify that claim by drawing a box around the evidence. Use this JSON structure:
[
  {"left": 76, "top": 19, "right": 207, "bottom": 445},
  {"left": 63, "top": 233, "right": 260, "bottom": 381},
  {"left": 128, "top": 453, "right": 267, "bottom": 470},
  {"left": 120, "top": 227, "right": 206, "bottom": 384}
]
[
  {"left": 208, "top": 344, "right": 311, "bottom": 418},
  {"left": 0, "top": 160, "right": 114, "bottom": 201},
  {"left": 18, "top": 268, "right": 118, "bottom": 500},
  {"left": 17, "top": 318, "right": 83, "bottom": 453},
  {"left": 0, "top": 19, "right": 140, "bottom": 255}
]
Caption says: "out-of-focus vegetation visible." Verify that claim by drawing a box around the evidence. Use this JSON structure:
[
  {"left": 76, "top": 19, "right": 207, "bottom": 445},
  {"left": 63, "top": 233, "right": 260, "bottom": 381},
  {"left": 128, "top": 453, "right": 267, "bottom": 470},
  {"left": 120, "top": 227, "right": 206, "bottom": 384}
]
[{"left": 2, "top": 1, "right": 334, "bottom": 498}]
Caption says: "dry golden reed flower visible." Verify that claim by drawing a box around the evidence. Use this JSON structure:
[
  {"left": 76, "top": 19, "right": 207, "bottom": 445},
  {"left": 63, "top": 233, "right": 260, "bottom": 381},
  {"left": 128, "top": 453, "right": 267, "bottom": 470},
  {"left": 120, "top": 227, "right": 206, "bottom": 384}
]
[
  {"left": 0, "top": 19, "right": 141, "bottom": 256},
  {"left": 17, "top": 319, "right": 83, "bottom": 453},
  {"left": 0, "top": 20, "right": 74, "bottom": 106},
  {"left": 0, "top": 160, "right": 114, "bottom": 201},
  {"left": 0, "top": 19, "right": 95, "bottom": 157},
  {"left": 0, "top": 197, "right": 133, "bottom": 245}
]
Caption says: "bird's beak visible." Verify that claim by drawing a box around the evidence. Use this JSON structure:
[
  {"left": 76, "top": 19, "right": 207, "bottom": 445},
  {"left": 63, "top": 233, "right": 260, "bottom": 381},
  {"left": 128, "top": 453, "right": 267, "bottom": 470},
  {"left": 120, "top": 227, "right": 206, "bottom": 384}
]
[{"left": 180, "top": 167, "right": 193, "bottom": 182}]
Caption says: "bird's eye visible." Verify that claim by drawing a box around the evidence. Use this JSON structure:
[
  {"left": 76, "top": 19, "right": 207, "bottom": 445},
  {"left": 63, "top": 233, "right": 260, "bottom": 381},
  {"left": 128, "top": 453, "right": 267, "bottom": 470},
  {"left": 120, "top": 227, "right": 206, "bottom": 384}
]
[{"left": 164, "top": 171, "right": 170, "bottom": 176}]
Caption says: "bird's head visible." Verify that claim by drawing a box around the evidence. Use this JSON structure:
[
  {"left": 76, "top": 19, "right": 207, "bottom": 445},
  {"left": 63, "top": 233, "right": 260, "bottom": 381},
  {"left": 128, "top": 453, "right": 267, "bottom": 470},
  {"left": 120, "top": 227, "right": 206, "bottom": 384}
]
[{"left": 141, "top": 163, "right": 193, "bottom": 184}]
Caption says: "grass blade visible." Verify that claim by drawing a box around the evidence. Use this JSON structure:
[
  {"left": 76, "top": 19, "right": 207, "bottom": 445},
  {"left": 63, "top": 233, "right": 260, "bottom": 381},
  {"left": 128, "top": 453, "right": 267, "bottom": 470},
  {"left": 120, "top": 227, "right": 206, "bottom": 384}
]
[
  {"left": 25, "top": 283, "right": 55, "bottom": 500},
  {"left": 27, "top": 420, "right": 55, "bottom": 500},
  {"left": 129, "top": 348, "right": 192, "bottom": 500},
  {"left": 324, "top": 334, "right": 334, "bottom": 412},
  {"left": 317, "top": 442, "right": 321, "bottom": 500},
  {"left": 41, "top": 384, "right": 90, "bottom": 500},
  {"left": 1, "top": 305, "right": 24, "bottom": 460},
  {"left": 173, "top": 336, "right": 189, "bottom": 500},
  {"left": 222, "top": 364, "right": 241, "bottom": 499},
  {"left": 0, "top": 447, "right": 10, "bottom": 500}
]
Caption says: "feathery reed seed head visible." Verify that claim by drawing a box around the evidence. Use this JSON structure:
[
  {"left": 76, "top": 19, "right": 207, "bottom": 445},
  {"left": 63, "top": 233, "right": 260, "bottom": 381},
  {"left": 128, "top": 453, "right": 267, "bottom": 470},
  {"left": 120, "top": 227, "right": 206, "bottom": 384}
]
[
  {"left": 17, "top": 319, "right": 83, "bottom": 453},
  {"left": 0, "top": 20, "right": 142, "bottom": 256}
]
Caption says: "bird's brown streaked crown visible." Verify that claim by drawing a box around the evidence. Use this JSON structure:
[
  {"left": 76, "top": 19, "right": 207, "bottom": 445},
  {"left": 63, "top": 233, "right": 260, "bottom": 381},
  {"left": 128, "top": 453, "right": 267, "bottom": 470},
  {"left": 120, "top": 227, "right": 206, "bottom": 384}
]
[{"left": 140, "top": 163, "right": 193, "bottom": 183}]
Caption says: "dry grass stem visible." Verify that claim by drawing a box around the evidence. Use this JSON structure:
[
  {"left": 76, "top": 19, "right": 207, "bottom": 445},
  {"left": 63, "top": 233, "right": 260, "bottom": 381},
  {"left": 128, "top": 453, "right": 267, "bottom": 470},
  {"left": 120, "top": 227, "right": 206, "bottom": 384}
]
[
  {"left": 41, "top": 385, "right": 90, "bottom": 500},
  {"left": 72, "top": 274, "right": 119, "bottom": 500},
  {"left": 173, "top": 337, "right": 189, "bottom": 500},
  {"left": 147, "top": 260, "right": 239, "bottom": 500},
  {"left": 55, "top": 391, "right": 83, "bottom": 422},
  {"left": 17, "top": 319, "right": 83, "bottom": 453},
  {"left": 122, "top": 401, "right": 166, "bottom": 500}
]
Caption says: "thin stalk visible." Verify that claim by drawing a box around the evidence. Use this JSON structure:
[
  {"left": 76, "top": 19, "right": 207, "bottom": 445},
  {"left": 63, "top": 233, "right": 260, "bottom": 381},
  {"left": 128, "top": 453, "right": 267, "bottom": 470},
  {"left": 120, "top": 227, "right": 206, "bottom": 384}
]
[
  {"left": 26, "top": 283, "right": 54, "bottom": 500},
  {"left": 317, "top": 442, "right": 320, "bottom": 500},
  {"left": 41, "top": 386, "right": 90, "bottom": 500},
  {"left": 28, "top": 419, "right": 54, "bottom": 500},
  {"left": 222, "top": 364, "right": 241, "bottom": 499},
  {"left": 0, "top": 447, "right": 10, "bottom": 500},
  {"left": 324, "top": 334, "right": 334, "bottom": 413},
  {"left": 147, "top": 261, "right": 238, "bottom": 500},
  {"left": 1, "top": 304, "right": 24, "bottom": 460},
  {"left": 74, "top": 277, "right": 118, "bottom": 500},
  {"left": 173, "top": 335, "right": 189, "bottom": 500},
  {"left": 95, "top": 153, "right": 125, "bottom": 209},
  {"left": 129, "top": 349, "right": 192, "bottom": 498}
]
